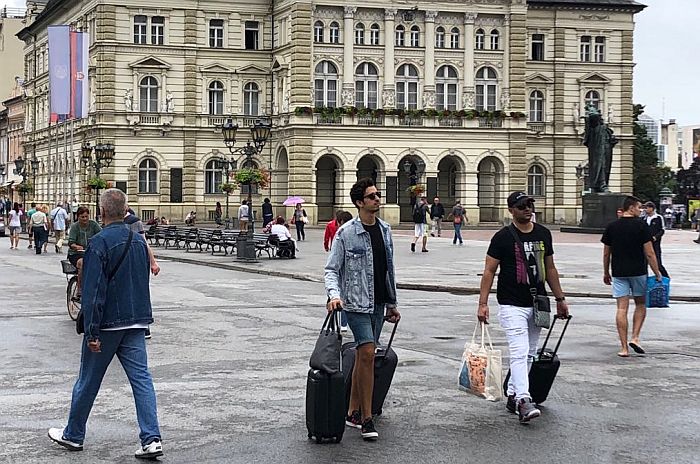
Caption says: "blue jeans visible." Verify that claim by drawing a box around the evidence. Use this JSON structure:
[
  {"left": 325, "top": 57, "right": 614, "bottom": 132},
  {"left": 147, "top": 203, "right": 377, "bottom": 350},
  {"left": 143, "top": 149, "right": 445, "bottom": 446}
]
[
  {"left": 63, "top": 329, "right": 161, "bottom": 446},
  {"left": 453, "top": 223, "right": 463, "bottom": 244}
]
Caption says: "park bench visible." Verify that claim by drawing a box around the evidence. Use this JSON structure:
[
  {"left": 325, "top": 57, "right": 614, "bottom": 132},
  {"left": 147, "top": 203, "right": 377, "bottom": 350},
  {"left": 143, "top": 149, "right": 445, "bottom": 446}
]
[
  {"left": 163, "top": 226, "right": 180, "bottom": 249},
  {"left": 183, "top": 228, "right": 201, "bottom": 252},
  {"left": 145, "top": 224, "right": 158, "bottom": 245}
]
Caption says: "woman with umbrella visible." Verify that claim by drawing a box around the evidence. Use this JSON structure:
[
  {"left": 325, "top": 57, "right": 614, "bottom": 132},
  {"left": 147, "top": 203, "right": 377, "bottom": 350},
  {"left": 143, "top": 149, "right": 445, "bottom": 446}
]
[{"left": 291, "top": 203, "right": 307, "bottom": 241}]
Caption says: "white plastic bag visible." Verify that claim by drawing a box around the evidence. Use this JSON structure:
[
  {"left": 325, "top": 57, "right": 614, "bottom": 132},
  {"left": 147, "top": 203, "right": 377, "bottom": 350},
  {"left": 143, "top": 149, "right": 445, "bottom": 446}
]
[{"left": 458, "top": 322, "right": 503, "bottom": 401}]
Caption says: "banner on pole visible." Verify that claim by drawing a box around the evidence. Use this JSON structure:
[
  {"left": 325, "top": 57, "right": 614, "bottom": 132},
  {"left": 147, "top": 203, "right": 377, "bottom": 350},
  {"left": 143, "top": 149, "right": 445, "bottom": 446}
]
[
  {"left": 48, "top": 25, "right": 71, "bottom": 118},
  {"left": 70, "top": 31, "right": 89, "bottom": 119}
]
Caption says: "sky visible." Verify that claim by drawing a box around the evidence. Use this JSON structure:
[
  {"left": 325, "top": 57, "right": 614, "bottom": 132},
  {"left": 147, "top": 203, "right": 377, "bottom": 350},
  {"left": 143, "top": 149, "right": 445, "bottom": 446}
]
[{"left": 2, "top": 0, "right": 697, "bottom": 125}]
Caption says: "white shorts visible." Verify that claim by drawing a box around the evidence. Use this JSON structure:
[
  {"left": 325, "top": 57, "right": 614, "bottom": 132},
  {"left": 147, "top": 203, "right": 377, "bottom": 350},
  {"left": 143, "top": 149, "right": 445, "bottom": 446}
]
[{"left": 414, "top": 223, "right": 427, "bottom": 237}]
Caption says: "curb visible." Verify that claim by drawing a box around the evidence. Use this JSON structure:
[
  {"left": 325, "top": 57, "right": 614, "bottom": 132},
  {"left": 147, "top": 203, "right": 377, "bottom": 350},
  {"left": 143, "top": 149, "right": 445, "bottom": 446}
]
[{"left": 155, "top": 253, "right": 700, "bottom": 303}]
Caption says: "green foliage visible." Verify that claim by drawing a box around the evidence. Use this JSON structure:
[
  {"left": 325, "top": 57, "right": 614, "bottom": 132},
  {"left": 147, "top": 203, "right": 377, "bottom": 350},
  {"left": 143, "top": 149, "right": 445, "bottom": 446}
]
[
  {"left": 219, "top": 182, "right": 237, "bottom": 194},
  {"left": 87, "top": 177, "right": 107, "bottom": 190},
  {"left": 632, "top": 104, "right": 675, "bottom": 203},
  {"left": 234, "top": 168, "right": 270, "bottom": 189},
  {"left": 17, "top": 183, "right": 33, "bottom": 194}
]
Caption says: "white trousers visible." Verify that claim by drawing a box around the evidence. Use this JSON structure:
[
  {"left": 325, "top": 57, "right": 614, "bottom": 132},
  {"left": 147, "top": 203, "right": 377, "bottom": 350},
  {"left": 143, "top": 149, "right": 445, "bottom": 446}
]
[{"left": 498, "top": 304, "right": 542, "bottom": 401}]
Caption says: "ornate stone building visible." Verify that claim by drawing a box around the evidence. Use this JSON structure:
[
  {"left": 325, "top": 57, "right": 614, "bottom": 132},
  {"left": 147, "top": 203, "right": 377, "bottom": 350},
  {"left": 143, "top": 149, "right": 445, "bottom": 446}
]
[{"left": 19, "top": 0, "right": 644, "bottom": 224}]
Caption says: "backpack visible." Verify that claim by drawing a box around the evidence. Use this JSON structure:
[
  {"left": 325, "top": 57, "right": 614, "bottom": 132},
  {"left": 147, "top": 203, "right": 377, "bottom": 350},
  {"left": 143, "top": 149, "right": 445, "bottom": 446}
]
[{"left": 413, "top": 204, "right": 425, "bottom": 223}]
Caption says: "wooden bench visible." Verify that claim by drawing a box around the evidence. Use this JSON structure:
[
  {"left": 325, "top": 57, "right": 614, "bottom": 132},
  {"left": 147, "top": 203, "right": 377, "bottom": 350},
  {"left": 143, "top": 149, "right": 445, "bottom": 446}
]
[
  {"left": 145, "top": 224, "right": 159, "bottom": 245},
  {"left": 163, "top": 226, "right": 180, "bottom": 249}
]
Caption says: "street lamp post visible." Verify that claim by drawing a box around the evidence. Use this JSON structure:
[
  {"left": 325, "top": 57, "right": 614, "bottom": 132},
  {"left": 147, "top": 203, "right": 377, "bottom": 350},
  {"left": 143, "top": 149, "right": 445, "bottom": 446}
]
[
  {"left": 215, "top": 156, "right": 238, "bottom": 229},
  {"left": 220, "top": 117, "right": 272, "bottom": 262},
  {"left": 81, "top": 142, "right": 115, "bottom": 222},
  {"left": 14, "top": 157, "right": 28, "bottom": 232}
]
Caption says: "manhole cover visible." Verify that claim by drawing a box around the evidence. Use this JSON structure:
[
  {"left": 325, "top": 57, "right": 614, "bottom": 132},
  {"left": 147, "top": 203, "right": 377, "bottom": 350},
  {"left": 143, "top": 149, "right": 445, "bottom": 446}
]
[{"left": 432, "top": 336, "right": 458, "bottom": 340}]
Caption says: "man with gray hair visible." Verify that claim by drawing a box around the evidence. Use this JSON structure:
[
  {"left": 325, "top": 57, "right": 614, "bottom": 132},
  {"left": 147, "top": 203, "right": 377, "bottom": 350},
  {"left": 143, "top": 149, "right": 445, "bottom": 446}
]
[{"left": 48, "top": 189, "right": 163, "bottom": 459}]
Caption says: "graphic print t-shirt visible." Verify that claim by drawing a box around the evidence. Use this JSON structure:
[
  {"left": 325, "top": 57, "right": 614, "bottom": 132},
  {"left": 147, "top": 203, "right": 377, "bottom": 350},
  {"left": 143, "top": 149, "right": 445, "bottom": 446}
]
[
  {"left": 487, "top": 224, "right": 554, "bottom": 307},
  {"left": 601, "top": 217, "right": 652, "bottom": 277}
]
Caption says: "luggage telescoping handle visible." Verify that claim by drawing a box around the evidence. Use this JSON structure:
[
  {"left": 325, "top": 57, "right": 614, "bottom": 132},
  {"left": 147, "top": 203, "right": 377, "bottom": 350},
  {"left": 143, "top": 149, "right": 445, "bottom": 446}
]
[
  {"left": 538, "top": 315, "right": 572, "bottom": 359},
  {"left": 381, "top": 316, "right": 399, "bottom": 354}
]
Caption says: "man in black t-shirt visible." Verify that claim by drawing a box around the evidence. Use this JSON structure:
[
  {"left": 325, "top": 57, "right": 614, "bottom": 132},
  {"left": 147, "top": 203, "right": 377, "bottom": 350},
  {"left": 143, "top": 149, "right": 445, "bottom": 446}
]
[
  {"left": 601, "top": 196, "right": 661, "bottom": 357},
  {"left": 478, "top": 191, "right": 569, "bottom": 423}
]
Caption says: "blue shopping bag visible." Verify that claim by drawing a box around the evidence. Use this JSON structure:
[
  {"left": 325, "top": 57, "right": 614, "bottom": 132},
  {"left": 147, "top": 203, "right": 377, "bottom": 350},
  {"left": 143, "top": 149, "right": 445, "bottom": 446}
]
[{"left": 646, "top": 276, "right": 670, "bottom": 308}]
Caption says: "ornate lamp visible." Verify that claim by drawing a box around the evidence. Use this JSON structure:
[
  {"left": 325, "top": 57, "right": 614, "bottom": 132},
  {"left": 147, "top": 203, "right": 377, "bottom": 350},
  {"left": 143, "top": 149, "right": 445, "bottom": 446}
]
[
  {"left": 14, "top": 156, "right": 25, "bottom": 175},
  {"left": 250, "top": 120, "right": 272, "bottom": 151},
  {"left": 81, "top": 142, "right": 93, "bottom": 166},
  {"left": 95, "top": 143, "right": 115, "bottom": 168},
  {"left": 30, "top": 157, "right": 40, "bottom": 173},
  {"left": 222, "top": 118, "right": 239, "bottom": 149}
]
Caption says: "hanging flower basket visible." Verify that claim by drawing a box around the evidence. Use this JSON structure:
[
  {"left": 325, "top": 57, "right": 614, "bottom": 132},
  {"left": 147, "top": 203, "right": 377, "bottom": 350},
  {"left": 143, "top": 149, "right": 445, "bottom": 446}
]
[
  {"left": 87, "top": 177, "right": 108, "bottom": 190},
  {"left": 406, "top": 184, "right": 425, "bottom": 197},
  {"left": 234, "top": 168, "right": 270, "bottom": 189},
  {"left": 17, "top": 183, "right": 33, "bottom": 194},
  {"left": 220, "top": 182, "right": 237, "bottom": 194}
]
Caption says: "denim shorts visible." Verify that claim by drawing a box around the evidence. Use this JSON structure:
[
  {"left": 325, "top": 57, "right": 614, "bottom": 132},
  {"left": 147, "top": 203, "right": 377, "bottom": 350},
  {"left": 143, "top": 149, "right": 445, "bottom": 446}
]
[
  {"left": 612, "top": 275, "right": 647, "bottom": 298},
  {"left": 345, "top": 303, "right": 385, "bottom": 347}
]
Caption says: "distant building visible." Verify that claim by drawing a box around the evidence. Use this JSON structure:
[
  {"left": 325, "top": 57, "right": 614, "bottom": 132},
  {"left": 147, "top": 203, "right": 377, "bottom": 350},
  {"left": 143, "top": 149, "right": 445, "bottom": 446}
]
[
  {"left": 660, "top": 119, "right": 679, "bottom": 170},
  {"left": 678, "top": 124, "right": 700, "bottom": 169},
  {"left": 0, "top": 7, "right": 26, "bottom": 104}
]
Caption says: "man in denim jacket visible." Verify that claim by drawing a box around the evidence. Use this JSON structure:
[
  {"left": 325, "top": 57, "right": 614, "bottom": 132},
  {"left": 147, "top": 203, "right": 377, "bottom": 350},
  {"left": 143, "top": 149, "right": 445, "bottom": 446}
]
[
  {"left": 49, "top": 189, "right": 163, "bottom": 460},
  {"left": 325, "top": 177, "right": 401, "bottom": 441}
]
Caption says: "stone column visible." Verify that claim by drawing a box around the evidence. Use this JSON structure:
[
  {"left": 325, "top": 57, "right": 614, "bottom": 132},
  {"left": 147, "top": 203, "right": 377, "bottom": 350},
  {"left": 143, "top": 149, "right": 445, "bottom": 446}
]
[
  {"left": 382, "top": 9, "right": 397, "bottom": 109},
  {"left": 462, "top": 12, "right": 477, "bottom": 109},
  {"left": 422, "top": 11, "right": 437, "bottom": 109},
  {"left": 500, "top": 14, "right": 511, "bottom": 111},
  {"left": 342, "top": 6, "right": 356, "bottom": 107}
]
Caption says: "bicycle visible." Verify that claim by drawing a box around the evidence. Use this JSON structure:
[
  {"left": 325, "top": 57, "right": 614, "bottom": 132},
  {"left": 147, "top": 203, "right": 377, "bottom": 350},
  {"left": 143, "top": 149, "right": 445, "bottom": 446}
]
[{"left": 61, "top": 259, "right": 81, "bottom": 321}]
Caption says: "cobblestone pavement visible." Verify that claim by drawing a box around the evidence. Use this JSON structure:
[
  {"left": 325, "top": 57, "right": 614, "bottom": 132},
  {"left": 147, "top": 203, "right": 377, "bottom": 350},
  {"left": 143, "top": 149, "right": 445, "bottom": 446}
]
[
  {"left": 0, "top": 240, "right": 698, "bottom": 464},
  {"left": 151, "top": 227, "right": 700, "bottom": 299}
]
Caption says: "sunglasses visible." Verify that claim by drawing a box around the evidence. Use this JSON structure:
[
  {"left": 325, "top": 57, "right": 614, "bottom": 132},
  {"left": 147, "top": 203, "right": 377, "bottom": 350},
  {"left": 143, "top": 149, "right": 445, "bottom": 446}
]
[
  {"left": 514, "top": 201, "right": 534, "bottom": 211},
  {"left": 364, "top": 192, "right": 382, "bottom": 200}
]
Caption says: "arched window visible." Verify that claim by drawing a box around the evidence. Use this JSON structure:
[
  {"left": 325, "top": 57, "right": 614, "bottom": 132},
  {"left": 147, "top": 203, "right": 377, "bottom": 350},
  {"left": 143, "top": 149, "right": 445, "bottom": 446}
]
[
  {"left": 205, "top": 159, "right": 224, "bottom": 194},
  {"left": 355, "top": 63, "right": 378, "bottom": 109},
  {"left": 208, "top": 80, "right": 224, "bottom": 115},
  {"left": 527, "top": 164, "right": 545, "bottom": 197},
  {"left": 585, "top": 90, "right": 601, "bottom": 109},
  {"left": 354, "top": 22, "right": 365, "bottom": 45},
  {"left": 529, "top": 90, "right": 545, "bottom": 122},
  {"left": 243, "top": 82, "right": 259, "bottom": 116},
  {"left": 395, "top": 25, "right": 405, "bottom": 47},
  {"left": 139, "top": 76, "right": 159, "bottom": 112},
  {"left": 329, "top": 22, "right": 340, "bottom": 44},
  {"left": 435, "top": 26, "right": 445, "bottom": 48},
  {"left": 138, "top": 158, "right": 158, "bottom": 193},
  {"left": 369, "top": 23, "right": 380, "bottom": 45},
  {"left": 314, "top": 61, "right": 338, "bottom": 107},
  {"left": 314, "top": 21, "right": 324, "bottom": 43},
  {"left": 396, "top": 64, "right": 419, "bottom": 110},
  {"left": 475, "top": 28, "right": 485, "bottom": 50},
  {"left": 450, "top": 27, "right": 460, "bottom": 48},
  {"left": 410, "top": 25, "right": 420, "bottom": 47},
  {"left": 490, "top": 29, "right": 500, "bottom": 50},
  {"left": 436, "top": 65, "right": 458, "bottom": 111},
  {"left": 475, "top": 67, "right": 498, "bottom": 111}
]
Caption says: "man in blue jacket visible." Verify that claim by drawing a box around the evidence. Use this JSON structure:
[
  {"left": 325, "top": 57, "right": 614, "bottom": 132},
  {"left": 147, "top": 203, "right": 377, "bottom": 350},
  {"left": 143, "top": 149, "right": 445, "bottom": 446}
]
[
  {"left": 325, "top": 177, "right": 401, "bottom": 441},
  {"left": 48, "top": 188, "right": 163, "bottom": 460}
]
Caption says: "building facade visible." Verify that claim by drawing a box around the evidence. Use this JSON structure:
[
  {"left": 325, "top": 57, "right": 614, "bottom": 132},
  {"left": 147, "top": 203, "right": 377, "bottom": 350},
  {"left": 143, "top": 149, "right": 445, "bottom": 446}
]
[
  {"left": 19, "top": 0, "right": 644, "bottom": 225},
  {"left": 0, "top": 7, "right": 26, "bottom": 101}
]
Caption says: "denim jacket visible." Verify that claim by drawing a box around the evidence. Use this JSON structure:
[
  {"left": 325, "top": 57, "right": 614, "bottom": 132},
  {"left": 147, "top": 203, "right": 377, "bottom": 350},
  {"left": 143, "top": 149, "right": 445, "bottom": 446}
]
[
  {"left": 324, "top": 217, "right": 397, "bottom": 313},
  {"left": 81, "top": 222, "right": 153, "bottom": 340}
]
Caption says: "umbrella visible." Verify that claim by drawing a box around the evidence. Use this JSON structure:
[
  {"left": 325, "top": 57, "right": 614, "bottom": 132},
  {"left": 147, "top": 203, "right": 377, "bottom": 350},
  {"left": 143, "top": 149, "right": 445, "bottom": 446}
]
[{"left": 283, "top": 196, "right": 306, "bottom": 206}]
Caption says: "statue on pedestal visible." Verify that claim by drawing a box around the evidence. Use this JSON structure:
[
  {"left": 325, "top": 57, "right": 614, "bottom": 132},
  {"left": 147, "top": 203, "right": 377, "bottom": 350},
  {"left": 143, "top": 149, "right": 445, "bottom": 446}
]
[{"left": 582, "top": 104, "right": 618, "bottom": 193}]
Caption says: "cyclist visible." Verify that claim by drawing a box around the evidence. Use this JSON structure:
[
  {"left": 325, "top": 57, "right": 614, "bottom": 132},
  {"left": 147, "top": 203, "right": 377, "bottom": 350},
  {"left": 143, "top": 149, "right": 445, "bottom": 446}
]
[{"left": 67, "top": 206, "right": 101, "bottom": 298}]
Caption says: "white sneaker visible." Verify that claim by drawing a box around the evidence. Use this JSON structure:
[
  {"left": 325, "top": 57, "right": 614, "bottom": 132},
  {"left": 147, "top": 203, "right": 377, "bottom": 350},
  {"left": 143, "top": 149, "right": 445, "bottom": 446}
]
[
  {"left": 135, "top": 439, "right": 163, "bottom": 459},
  {"left": 48, "top": 427, "right": 83, "bottom": 451}
]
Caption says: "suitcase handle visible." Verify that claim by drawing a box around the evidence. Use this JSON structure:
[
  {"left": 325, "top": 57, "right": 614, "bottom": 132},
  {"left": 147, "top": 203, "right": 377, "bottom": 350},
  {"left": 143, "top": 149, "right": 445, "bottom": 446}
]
[
  {"left": 377, "top": 317, "right": 399, "bottom": 357},
  {"left": 538, "top": 315, "right": 571, "bottom": 359}
]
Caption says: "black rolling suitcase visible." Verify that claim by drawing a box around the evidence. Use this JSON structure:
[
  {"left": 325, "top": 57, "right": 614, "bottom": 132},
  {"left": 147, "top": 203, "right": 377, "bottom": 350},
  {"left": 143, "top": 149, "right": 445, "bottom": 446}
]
[
  {"left": 342, "top": 319, "right": 398, "bottom": 416},
  {"left": 503, "top": 315, "right": 572, "bottom": 404},
  {"left": 306, "top": 311, "right": 345, "bottom": 444}
]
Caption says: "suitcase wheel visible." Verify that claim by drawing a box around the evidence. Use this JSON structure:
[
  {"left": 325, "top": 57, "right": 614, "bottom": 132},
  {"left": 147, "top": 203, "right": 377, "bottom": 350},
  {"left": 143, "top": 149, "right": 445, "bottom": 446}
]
[
  {"left": 315, "top": 437, "right": 323, "bottom": 444},
  {"left": 308, "top": 433, "right": 313, "bottom": 439},
  {"left": 335, "top": 436, "right": 342, "bottom": 444}
]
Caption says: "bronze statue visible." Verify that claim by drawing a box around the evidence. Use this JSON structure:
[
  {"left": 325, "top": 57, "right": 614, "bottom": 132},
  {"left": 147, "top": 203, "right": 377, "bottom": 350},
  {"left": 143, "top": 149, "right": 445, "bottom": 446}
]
[{"left": 582, "top": 104, "right": 618, "bottom": 193}]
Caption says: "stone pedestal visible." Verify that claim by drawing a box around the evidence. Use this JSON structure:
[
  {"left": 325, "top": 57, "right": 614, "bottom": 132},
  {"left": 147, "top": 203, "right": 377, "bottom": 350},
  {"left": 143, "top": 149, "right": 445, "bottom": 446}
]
[{"left": 562, "top": 193, "right": 627, "bottom": 234}]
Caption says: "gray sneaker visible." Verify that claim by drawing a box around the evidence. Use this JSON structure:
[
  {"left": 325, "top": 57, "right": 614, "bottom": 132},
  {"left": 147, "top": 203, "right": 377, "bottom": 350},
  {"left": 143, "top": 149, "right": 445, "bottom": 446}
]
[{"left": 517, "top": 398, "right": 541, "bottom": 423}]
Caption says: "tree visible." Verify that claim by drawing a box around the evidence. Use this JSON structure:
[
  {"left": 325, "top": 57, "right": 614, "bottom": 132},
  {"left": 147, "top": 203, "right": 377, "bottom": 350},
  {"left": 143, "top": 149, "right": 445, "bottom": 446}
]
[{"left": 632, "top": 104, "right": 673, "bottom": 203}]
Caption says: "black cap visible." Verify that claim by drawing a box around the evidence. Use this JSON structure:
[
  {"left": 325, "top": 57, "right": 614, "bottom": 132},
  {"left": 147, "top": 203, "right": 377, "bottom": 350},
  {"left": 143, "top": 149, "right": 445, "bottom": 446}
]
[
  {"left": 507, "top": 191, "right": 534, "bottom": 208},
  {"left": 644, "top": 201, "right": 656, "bottom": 209}
]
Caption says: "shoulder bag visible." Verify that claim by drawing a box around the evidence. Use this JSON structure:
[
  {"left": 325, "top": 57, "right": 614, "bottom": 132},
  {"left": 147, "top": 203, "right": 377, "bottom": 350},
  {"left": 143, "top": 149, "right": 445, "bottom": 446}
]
[
  {"left": 76, "top": 229, "right": 134, "bottom": 335},
  {"left": 507, "top": 225, "right": 551, "bottom": 329},
  {"left": 309, "top": 310, "right": 342, "bottom": 374}
]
